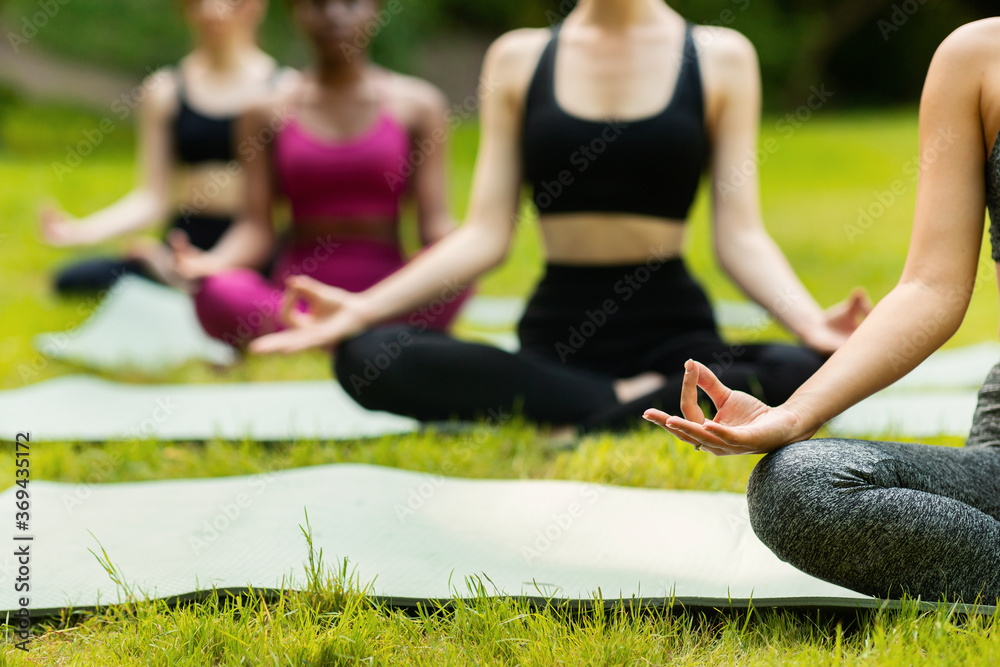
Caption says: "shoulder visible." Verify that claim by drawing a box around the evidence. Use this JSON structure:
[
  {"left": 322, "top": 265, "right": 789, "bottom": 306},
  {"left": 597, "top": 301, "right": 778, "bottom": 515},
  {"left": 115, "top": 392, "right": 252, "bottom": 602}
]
[
  {"left": 386, "top": 71, "right": 449, "bottom": 116},
  {"left": 930, "top": 19, "right": 1000, "bottom": 72},
  {"left": 483, "top": 28, "right": 552, "bottom": 85},
  {"left": 240, "top": 85, "right": 298, "bottom": 136},
  {"left": 690, "top": 25, "right": 757, "bottom": 74},
  {"left": 483, "top": 28, "right": 551, "bottom": 71},
  {"left": 138, "top": 66, "right": 180, "bottom": 119},
  {"left": 481, "top": 28, "right": 553, "bottom": 101},
  {"left": 921, "top": 19, "right": 1000, "bottom": 106},
  {"left": 273, "top": 66, "right": 303, "bottom": 94}
]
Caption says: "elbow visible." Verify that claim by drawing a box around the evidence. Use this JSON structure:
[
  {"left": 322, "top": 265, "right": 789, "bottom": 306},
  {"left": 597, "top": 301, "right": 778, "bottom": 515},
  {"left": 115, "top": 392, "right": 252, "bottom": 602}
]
[
  {"left": 134, "top": 188, "right": 170, "bottom": 225},
  {"left": 460, "top": 220, "right": 512, "bottom": 273},
  {"left": 714, "top": 228, "right": 769, "bottom": 270},
  {"left": 897, "top": 276, "right": 973, "bottom": 340}
]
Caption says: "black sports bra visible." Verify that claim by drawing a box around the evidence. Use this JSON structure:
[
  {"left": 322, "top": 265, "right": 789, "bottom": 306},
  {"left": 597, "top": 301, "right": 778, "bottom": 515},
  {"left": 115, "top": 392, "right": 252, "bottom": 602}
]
[
  {"left": 173, "top": 72, "right": 237, "bottom": 165},
  {"left": 988, "top": 129, "right": 1000, "bottom": 261},
  {"left": 521, "top": 23, "right": 709, "bottom": 221},
  {"left": 172, "top": 67, "right": 284, "bottom": 165}
]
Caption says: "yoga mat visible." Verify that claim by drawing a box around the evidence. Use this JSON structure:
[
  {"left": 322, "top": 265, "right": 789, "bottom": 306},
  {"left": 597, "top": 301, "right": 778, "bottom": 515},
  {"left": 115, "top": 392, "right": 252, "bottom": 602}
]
[
  {"left": 887, "top": 342, "right": 1000, "bottom": 391},
  {"left": 34, "top": 276, "right": 237, "bottom": 373},
  {"left": 713, "top": 301, "right": 771, "bottom": 330},
  {"left": 460, "top": 296, "right": 526, "bottom": 329},
  {"left": 828, "top": 391, "right": 978, "bottom": 439},
  {"left": 825, "top": 344, "right": 1000, "bottom": 438},
  {"left": 0, "top": 463, "right": 895, "bottom": 618},
  {"left": 0, "top": 376, "right": 418, "bottom": 442}
]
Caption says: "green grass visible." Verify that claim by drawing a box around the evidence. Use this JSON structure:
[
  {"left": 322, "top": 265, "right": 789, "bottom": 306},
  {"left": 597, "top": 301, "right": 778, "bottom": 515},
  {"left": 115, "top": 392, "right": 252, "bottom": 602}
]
[{"left": 2, "top": 100, "right": 998, "bottom": 664}]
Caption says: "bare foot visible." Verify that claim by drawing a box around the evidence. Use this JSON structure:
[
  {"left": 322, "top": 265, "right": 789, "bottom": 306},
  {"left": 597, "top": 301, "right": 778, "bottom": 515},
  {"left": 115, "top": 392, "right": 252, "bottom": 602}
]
[{"left": 614, "top": 372, "right": 666, "bottom": 403}]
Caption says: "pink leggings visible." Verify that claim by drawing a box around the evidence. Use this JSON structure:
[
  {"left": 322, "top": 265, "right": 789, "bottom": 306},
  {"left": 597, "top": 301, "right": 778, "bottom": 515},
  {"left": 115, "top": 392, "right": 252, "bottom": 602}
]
[{"left": 194, "top": 238, "right": 472, "bottom": 347}]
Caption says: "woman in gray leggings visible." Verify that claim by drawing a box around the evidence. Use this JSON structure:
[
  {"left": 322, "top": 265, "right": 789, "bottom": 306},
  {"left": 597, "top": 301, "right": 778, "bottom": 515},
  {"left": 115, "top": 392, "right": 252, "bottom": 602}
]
[{"left": 645, "top": 18, "right": 1000, "bottom": 603}]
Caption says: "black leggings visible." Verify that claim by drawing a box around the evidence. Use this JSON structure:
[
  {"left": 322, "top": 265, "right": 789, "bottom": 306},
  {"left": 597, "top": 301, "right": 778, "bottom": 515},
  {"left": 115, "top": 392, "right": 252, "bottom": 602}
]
[
  {"left": 335, "top": 261, "right": 824, "bottom": 431},
  {"left": 53, "top": 213, "right": 232, "bottom": 295}
]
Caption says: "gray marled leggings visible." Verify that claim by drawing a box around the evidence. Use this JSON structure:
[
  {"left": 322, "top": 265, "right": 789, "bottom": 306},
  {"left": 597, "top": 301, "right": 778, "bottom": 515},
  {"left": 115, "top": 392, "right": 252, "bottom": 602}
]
[{"left": 747, "top": 364, "right": 1000, "bottom": 602}]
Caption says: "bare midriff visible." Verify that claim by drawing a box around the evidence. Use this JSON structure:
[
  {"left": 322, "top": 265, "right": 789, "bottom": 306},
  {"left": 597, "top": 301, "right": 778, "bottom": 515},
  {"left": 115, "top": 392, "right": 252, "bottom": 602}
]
[
  {"left": 174, "top": 162, "right": 247, "bottom": 216},
  {"left": 538, "top": 213, "right": 686, "bottom": 265},
  {"left": 289, "top": 216, "right": 399, "bottom": 243}
]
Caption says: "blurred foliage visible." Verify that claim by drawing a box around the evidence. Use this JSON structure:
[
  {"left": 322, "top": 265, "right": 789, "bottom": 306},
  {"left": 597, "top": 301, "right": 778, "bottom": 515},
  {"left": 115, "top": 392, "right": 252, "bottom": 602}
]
[{"left": 1, "top": 0, "right": 996, "bottom": 108}]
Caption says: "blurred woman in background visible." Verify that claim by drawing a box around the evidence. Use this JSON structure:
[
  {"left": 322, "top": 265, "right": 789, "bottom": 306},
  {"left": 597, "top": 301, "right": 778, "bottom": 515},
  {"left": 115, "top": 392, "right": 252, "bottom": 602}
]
[
  {"left": 248, "top": 0, "right": 868, "bottom": 432},
  {"left": 173, "top": 0, "right": 470, "bottom": 347},
  {"left": 40, "top": 0, "right": 296, "bottom": 294}
]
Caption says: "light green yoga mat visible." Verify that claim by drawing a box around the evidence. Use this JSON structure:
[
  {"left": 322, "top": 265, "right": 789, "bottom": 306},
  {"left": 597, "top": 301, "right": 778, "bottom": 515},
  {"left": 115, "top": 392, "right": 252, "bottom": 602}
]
[
  {"left": 0, "top": 376, "right": 418, "bottom": 442},
  {"left": 3, "top": 339, "right": 998, "bottom": 442},
  {"left": 0, "top": 462, "right": 924, "bottom": 617},
  {"left": 34, "top": 276, "right": 236, "bottom": 373}
]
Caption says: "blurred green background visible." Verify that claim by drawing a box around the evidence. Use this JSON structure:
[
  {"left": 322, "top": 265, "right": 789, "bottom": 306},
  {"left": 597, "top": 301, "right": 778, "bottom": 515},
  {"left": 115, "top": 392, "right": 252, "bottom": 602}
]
[{"left": 2, "top": 0, "right": 996, "bottom": 108}]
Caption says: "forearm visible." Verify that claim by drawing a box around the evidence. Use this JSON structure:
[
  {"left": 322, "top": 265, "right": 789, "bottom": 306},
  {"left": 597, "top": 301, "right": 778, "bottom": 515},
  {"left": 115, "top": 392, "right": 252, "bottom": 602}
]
[
  {"left": 360, "top": 223, "right": 504, "bottom": 325},
  {"left": 718, "top": 229, "right": 826, "bottom": 338},
  {"left": 783, "top": 279, "right": 968, "bottom": 436},
  {"left": 73, "top": 190, "right": 167, "bottom": 244},
  {"left": 202, "top": 217, "right": 274, "bottom": 270}
]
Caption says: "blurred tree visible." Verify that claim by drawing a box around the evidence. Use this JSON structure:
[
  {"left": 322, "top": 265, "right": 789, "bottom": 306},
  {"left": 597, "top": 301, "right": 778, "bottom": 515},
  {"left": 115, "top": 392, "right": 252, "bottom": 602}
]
[{"left": 0, "top": 0, "right": 994, "bottom": 109}]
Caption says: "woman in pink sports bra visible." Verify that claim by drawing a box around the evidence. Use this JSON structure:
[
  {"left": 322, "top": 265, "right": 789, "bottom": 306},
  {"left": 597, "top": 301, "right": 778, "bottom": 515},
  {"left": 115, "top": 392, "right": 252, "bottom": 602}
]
[{"left": 172, "top": 0, "right": 471, "bottom": 347}]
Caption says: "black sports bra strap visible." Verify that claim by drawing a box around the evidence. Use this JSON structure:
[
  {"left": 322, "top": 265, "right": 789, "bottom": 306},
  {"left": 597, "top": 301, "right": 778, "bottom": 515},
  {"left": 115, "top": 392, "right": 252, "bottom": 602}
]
[
  {"left": 534, "top": 21, "right": 699, "bottom": 112},
  {"left": 523, "top": 25, "right": 561, "bottom": 111}
]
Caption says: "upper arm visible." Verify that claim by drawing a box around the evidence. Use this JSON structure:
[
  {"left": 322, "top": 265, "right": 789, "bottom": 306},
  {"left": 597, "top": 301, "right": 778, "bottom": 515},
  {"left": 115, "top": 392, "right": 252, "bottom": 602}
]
[
  {"left": 135, "top": 68, "right": 178, "bottom": 204},
  {"left": 899, "top": 29, "right": 987, "bottom": 298},
  {"left": 461, "top": 31, "right": 542, "bottom": 249},
  {"left": 700, "top": 28, "right": 765, "bottom": 240},
  {"left": 233, "top": 102, "right": 281, "bottom": 232},
  {"left": 406, "top": 81, "right": 453, "bottom": 244}
]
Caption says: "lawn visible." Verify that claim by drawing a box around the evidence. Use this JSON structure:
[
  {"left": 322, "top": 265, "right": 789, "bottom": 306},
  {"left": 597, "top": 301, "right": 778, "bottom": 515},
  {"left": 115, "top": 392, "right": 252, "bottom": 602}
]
[{"left": 1, "top": 98, "right": 999, "bottom": 664}]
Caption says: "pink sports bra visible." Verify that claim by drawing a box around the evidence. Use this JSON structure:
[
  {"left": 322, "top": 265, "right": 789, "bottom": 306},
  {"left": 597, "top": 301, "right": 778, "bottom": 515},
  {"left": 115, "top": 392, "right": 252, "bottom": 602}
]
[{"left": 274, "top": 108, "right": 411, "bottom": 223}]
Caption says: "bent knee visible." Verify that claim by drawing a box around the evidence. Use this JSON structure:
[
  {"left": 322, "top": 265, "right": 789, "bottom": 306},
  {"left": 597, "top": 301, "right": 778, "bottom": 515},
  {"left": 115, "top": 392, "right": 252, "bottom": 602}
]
[
  {"left": 334, "top": 326, "right": 415, "bottom": 409},
  {"left": 747, "top": 439, "right": 864, "bottom": 556}
]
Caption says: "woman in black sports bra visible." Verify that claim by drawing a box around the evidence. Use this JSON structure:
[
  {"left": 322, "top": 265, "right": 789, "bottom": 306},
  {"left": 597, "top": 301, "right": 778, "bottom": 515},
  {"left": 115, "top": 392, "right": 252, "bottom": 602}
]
[
  {"left": 38, "top": 0, "right": 297, "bottom": 294},
  {"left": 250, "top": 0, "right": 870, "bottom": 432}
]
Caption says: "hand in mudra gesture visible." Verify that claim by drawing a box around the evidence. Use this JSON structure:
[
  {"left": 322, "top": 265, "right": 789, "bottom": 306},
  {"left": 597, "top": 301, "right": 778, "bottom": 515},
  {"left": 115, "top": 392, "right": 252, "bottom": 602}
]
[
  {"left": 249, "top": 275, "right": 370, "bottom": 355},
  {"left": 643, "top": 360, "right": 816, "bottom": 456}
]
